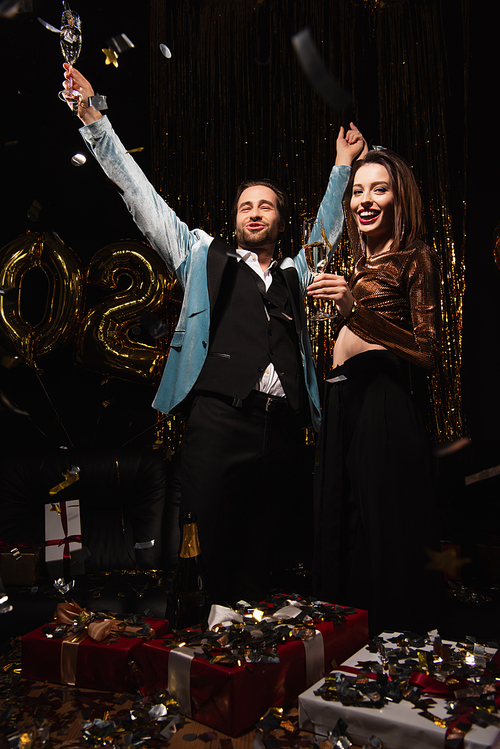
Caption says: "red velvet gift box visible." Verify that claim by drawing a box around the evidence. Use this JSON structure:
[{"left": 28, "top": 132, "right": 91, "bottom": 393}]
[
  {"left": 136, "top": 606, "right": 368, "bottom": 736},
  {"left": 22, "top": 615, "right": 169, "bottom": 693}
]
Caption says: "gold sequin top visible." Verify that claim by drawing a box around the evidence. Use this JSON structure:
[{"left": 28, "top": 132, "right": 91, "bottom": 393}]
[{"left": 345, "top": 239, "right": 442, "bottom": 371}]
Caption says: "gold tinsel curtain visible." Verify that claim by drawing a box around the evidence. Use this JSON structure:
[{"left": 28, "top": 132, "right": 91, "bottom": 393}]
[{"left": 149, "top": 0, "right": 467, "bottom": 443}]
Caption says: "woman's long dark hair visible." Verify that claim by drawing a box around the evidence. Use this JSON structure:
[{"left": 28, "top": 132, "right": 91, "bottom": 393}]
[{"left": 345, "top": 149, "right": 423, "bottom": 253}]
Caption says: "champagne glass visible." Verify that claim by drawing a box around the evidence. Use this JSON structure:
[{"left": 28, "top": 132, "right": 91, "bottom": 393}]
[
  {"left": 303, "top": 217, "right": 337, "bottom": 322},
  {"left": 57, "top": 7, "right": 82, "bottom": 112}
]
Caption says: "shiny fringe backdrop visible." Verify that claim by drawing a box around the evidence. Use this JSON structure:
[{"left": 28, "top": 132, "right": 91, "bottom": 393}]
[{"left": 149, "top": 0, "right": 467, "bottom": 443}]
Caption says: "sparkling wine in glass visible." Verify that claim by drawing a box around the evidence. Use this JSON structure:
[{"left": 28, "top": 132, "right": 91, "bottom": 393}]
[
  {"left": 303, "top": 217, "right": 337, "bottom": 322},
  {"left": 58, "top": 7, "right": 82, "bottom": 112}
]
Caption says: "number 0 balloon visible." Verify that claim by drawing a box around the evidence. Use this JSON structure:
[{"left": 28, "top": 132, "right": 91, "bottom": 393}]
[{"left": 0, "top": 232, "right": 84, "bottom": 367}]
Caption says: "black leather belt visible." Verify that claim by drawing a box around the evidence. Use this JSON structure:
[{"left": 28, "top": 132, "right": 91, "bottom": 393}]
[
  {"left": 240, "top": 389, "right": 289, "bottom": 414},
  {"left": 195, "top": 390, "right": 289, "bottom": 414}
]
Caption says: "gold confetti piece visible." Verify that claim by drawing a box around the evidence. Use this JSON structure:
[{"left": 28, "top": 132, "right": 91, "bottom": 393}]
[
  {"left": 102, "top": 47, "right": 119, "bottom": 67},
  {"left": 418, "top": 651, "right": 429, "bottom": 670},
  {"left": 48, "top": 470, "right": 80, "bottom": 496},
  {"left": 269, "top": 707, "right": 283, "bottom": 717},
  {"left": 424, "top": 547, "right": 471, "bottom": 577},
  {"left": 27, "top": 198, "right": 42, "bottom": 222},
  {"left": 418, "top": 710, "right": 448, "bottom": 728},
  {"left": 126, "top": 147, "right": 145, "bottom": 153}
]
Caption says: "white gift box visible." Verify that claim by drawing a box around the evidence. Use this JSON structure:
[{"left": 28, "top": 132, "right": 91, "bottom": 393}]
[
  {"left": 44, "top": 500, "right": 83, "bottom": 577},
  {"left": 299, "top": 632, "right": 500, "bottom": 749}
]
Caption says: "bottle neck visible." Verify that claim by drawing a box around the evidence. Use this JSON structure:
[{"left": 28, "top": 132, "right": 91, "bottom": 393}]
[{"left": 179, "top": 521, "right": 202, "bottom": 558}]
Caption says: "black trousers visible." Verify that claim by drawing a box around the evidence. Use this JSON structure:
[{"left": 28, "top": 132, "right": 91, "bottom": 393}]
[
  {"left": 313, "top": 350, "right": 442, "bottom": 635},
  {"left": 180, "top": 391, "right": 307, "bottom": 605}
]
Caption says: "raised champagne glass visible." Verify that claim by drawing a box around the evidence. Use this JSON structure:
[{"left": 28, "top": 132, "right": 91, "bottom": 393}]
[
  {"left": 303, "top": 217, "right": 337, "bottom": 322},
  {"left": 57, "top": 7, "right": 82, "bottom": 112}
]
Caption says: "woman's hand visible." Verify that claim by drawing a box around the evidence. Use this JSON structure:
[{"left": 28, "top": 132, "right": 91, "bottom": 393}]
[
  {"left": 335, "top": 123, "right": 367, "bottom": 166},
  {"left": 62, "top": 63, "right": 102, "bottom": 125},
  {"left": 307, "top": 273, "right": 355, "bottom": 317}
]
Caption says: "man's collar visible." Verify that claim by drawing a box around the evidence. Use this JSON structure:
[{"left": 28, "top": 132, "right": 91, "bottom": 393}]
[{"left": 236, "top": 248, "right": 277, "bottom": 271}]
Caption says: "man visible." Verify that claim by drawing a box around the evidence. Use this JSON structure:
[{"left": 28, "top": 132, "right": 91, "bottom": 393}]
[{"left": 64, "top": 64, "right": 364, "bottom": 602}]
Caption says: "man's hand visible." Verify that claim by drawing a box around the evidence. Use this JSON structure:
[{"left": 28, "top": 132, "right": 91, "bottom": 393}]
[
  {"left": 62, "top": 63, "right": 102, "bottom": 125},
  {"left": 335, "top": 123, "right": 367, "bottom": 166},
  {"left": 307, "top": 272, "right": 354, "bottom": 317}
]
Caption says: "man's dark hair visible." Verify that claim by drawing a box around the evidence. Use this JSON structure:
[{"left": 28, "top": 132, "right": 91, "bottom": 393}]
[{"left": 231, "top": 178, "right": 290, "bottom": 231}]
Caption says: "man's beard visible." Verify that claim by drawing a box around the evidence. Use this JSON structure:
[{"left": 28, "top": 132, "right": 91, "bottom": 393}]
[{"left": 234, "top": 224, "right": 279, "bottom": 250}]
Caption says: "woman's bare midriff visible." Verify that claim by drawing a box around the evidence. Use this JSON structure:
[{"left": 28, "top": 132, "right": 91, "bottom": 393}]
[{"left": 332, "top": 324, "right": 387, "bottom": 368}]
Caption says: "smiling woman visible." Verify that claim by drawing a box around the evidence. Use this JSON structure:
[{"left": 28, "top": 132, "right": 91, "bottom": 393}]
[
  {"left": 350, "top": 163, "right": 395, "bottom": 255},
  {"left": 312, "top": 147, "right": 444, "bottom": 636}
]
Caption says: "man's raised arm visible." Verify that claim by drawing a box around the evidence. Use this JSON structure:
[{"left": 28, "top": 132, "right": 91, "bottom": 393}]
[{"left": 61, "top": 65, "right": 209, "bottom": 280}]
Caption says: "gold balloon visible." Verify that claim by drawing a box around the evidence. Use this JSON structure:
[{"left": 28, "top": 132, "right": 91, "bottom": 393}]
[
  {"left": 0, "top": 231, "right": 84, "bottom": 367},
  {"left": 76, "top": 241, "right": 175, "bottom": 383}
]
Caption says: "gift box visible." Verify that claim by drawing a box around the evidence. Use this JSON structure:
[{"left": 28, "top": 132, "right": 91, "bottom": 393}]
[
  {"left": 44, "top": 500, "right": 84, "bottom": 579},
  {"left": 0, "top": 544, "right": 41, "bottom": 586},
  {"left": 22, "top": 604, "right": 169, "bottom": 693},
  {"left": 137, "top": 600, "right": 368, "bottom": 736},
  {"left": 299, "top": 632, "right": 500, "bottom": 749}
]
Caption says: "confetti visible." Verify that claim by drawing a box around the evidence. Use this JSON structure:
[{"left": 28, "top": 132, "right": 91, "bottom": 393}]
[
  {"left": 107, "top": 33, "right": 135, "bottom": 54},
  {"left": 160, "top": 43, "right": 172, "bottom": 58},
  {"left": 291, "top": 28, "right": 351, "bottom": 111},
  {"left": 424, "top": 547, "right": 471, "bottom": 577},
  {"left": 26, "top": 198, "right": 42, "bottom": 222},
  {"left": 102, "top": 47, "right": 119, "bottom": 67},
  {"left": 0, "top": 0, "right": 21, "bottom": 18},
  {"left": 71, "top": 153, "right": 86, "bottom": 166},
  {"left": 434, "top": 437, "right": 470, "bottom": 457},
  {"left": 168, "top": 595, "right": 356, "bottom": 667},
  {"left": 37, "top": 16, "right": 60, "bottom": 33}
]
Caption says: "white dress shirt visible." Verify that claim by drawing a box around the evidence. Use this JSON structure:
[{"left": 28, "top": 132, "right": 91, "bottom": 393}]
[{"left": 236, "top": 249, "right": 286, "bottom": 398}]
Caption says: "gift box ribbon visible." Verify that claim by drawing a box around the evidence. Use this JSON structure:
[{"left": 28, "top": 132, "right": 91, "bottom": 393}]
[
  {"left": 168, "top": 647, "right": 198, "bottom": 717},
  {"left": 45, "top": 502, "right": 82, "bottom": 578},
  {"left": 409, "top": 671, "right": 470, "bottom": 696},
  {"left": 304, "top": 630, "right": 325, "bottom": 687},
  {"left": 56, "top": 601, "right": 149, "bottom": 686}
]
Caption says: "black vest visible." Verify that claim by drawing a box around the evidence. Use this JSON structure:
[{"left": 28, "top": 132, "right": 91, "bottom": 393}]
[{"left": 195, "top": 254, "right": 306, "bottom": 413}]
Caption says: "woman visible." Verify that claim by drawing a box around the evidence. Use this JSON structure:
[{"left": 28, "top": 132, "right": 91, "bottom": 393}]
[{"left": 308, "top": 147, "right": 442, "bottom": 634}]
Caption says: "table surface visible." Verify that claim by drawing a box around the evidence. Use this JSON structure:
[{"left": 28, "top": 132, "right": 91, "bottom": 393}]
[{"left": 2, "top": 680, "right": 364, "bottom": 748}]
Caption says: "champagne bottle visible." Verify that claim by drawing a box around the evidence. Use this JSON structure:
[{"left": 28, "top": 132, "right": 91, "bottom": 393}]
[{"left": 172, "top": 512, "right": 210, "bottom": 630}]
